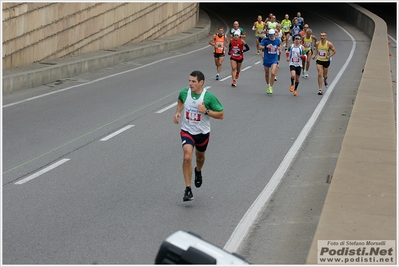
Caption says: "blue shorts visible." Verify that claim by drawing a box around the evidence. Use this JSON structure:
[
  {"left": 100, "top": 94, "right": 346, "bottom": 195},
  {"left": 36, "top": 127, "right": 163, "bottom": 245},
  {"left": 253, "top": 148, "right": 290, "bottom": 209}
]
[
  {"left": 180, "top": 130, "right": 210, "bottom": 152},
  {"left": 263, "top": 60, "right": 279, "bottom": 68}
]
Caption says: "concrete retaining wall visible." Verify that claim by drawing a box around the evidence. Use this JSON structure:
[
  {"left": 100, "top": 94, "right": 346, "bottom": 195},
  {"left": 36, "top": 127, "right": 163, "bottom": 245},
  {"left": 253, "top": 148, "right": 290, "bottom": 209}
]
[
  {"left": 2, "top": 2, "right": 198, "bottom": 69},
  {"left": 306, "top": 4, "right": 396, "bottom": 263},
  {"left": 2, "top": 4, "right": 212, "bottom": 94}
]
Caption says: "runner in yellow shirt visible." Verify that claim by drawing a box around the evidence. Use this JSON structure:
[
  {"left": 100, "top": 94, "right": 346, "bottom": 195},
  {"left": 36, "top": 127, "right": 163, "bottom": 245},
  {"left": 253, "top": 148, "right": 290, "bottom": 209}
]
[
  {"left": 266, "top": 15, "right": 278, "bottom": 31},
  {"left": 301, "top": 28, "right": 317, "bottom": 78},
  {"left": 252, "top": 15, "right": 266, "bottom": 55},
  {"left": 312, "top": 31, "right": 336, "bottom": 95},
  {"left": 280, "top": 14, "right": 292, "bottom": 49}
]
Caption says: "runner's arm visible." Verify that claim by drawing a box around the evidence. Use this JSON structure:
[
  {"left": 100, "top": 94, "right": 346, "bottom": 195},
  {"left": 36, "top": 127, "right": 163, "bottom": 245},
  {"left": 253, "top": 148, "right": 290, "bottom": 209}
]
[
  {"left": 225, "top": 35, "right": 229, "bottom": 48},
  {"left": 328, "top": 41, "right": 336, "bottom": 58},
  {"left": 312, "top": 41, "right": 319, "bottom": 59},
  {"left": 208, "top": 35, "right": 215, "bottom": 46},
  {"left": 173, "top": 99, "right": 184, "bottom": 124},
  {"left": 207, "top": 109, "right": 224, "bottom": 120},
  {"left": 240, "top": 28, "right": 246, "bottom": 38},
  {"left": 243, "top": 41, "right": 250, "bottom": 53},
  {"left": 200, "top": 102, "right": 224, "bottom": 119},
  {"left": 258, "top": 40, "right": 265, "bottom": 50}
]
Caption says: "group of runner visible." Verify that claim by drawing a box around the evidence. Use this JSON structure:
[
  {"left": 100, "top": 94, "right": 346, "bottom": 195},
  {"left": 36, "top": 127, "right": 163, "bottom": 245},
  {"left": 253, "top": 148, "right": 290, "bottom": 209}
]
[
  {"left": 176, "top": 11, "right": 337, "bottom": 201},
  {"left": 208, "top": 11, "right": 336, "bottom": 96}
]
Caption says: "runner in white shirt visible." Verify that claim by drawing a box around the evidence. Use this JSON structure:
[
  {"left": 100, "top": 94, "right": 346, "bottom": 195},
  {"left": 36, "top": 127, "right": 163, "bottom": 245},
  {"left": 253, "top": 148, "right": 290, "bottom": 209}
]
[{"left": 286, "top": 35, "right": 306, "bottom": 96}]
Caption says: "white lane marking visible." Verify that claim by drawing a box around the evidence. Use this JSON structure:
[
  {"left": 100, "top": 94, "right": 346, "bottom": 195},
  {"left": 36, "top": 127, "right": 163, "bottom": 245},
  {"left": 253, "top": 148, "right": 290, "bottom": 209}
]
[
  {"left": 254, "top": 61, "right": 262, "bottom": 65},
  {"left": 100, "top": 125, "right": 134, "bottom": 141},
  {"left": 3, "top": 46, "right": 211, "bottom": 108},
  {"left": 156, "top": 103, "right": 177, "bottom": 113},
  {"left": 15, "top": 158, "right": 70, "bottom": 185},
  {"left": 155, "top": 86, "right": 211, "bottom": 113},
  {"left": 388, "top": 34, "right": 396, "bottom": 43},
  {"left": 223, "top": 21, "right": 357, "bottom": 253},
  {"left": 218, "top": 66, "right": 252, "bottom": 81}
]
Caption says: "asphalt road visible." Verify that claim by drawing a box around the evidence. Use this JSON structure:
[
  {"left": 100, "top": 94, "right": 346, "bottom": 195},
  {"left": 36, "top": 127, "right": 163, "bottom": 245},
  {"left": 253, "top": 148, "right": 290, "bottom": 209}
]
[{"left": 2, "top": 3, "right": 392, "bottom": 265}]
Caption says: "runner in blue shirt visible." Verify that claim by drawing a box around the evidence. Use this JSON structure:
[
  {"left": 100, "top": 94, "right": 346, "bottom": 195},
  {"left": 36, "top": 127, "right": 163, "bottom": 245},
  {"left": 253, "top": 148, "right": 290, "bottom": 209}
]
[{"left": 259, "top": 29, "right": 281, "bottom": 94}]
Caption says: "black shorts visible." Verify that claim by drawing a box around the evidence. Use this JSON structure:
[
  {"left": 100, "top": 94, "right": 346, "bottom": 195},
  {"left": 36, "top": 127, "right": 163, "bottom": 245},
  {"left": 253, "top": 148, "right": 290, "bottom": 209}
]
[
  {"left": 316, "top": 60, "right": 330, "bottom": 68},
  {"left": 230, "top": 57, "right": 243, "bottom": 63},
  {"left": 290, "top": 65, "right": 302, "bottom": 76},
  {"left": 180, "top": 130, "right": 210, "bottom": 152},
  {"left": 214, "top": 52, "right": 225, "bottom": 58}
]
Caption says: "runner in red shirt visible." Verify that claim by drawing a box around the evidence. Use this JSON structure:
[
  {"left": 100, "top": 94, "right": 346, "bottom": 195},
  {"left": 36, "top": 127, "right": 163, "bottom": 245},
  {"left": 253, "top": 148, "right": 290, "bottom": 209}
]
[{"left": 228, "top": 30, "right": 250, "bottom": 87}]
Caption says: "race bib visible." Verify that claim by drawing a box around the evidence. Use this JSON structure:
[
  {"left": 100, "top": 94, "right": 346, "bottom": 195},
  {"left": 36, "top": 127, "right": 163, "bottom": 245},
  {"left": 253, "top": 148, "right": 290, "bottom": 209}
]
[
  {"left": 318, "top": 49, "right": 327, "bottom": 58},
  {"left": 186, "top": 110, "right": 201, "bottom": 125},
  {"left": 268, "top": 46, "right": 277, "bottom": 54}
]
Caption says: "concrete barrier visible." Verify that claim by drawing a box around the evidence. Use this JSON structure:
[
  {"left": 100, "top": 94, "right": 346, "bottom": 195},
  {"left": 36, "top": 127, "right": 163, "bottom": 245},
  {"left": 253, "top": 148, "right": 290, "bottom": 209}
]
[
  {"left": 2, "top": 8, "right": 211, "bottom": 94},
  {"left": 306, "top": 4, "right": 396, "bottom": 264},
  {"left": 2, "top": 3, "right": 199, "bottom": 69}
]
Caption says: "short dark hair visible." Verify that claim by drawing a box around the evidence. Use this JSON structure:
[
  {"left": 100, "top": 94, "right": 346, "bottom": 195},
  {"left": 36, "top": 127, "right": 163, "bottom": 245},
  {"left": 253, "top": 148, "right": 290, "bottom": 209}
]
[{"left": 190, "top": 70, "right": 205, "bottom": 82}]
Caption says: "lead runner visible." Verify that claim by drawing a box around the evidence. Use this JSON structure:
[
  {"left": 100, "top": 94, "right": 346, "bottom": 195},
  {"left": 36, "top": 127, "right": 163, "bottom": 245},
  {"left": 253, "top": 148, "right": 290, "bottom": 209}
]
[{"left": 173, "top": 70, "right": 224, "bottom": 202}]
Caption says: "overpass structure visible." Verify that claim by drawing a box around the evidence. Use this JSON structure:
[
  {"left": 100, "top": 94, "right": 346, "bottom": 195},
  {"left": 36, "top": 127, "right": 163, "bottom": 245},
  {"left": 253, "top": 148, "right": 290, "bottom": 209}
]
[{"left": 2, "top": 3, "right": 396, "bottom": 264}]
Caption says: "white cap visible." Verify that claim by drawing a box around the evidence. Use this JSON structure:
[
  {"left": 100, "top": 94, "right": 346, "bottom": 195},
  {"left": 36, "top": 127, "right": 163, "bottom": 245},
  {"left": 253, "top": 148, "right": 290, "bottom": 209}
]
[
  {"left": 268, "top": 29, "right": 275, "bottom": 35},
  {"left": 233, "top": 30, "right": 241, "bottom": 36}
]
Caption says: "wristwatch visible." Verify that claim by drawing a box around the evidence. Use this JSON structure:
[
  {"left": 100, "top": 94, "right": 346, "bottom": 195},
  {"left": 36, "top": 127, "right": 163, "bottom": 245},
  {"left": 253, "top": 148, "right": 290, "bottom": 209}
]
[{"left": 205, "top": 109, "right": 209, "bottom": 115}]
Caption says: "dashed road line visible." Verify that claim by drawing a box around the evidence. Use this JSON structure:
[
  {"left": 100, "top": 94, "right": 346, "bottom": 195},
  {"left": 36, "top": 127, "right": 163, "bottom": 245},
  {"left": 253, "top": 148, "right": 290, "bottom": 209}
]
[
  {"left": 15, "top": 158, "right": 70, "bottom": 185},
  {"left": 100, "top": 125, "right": 134, "bottom": 141}
]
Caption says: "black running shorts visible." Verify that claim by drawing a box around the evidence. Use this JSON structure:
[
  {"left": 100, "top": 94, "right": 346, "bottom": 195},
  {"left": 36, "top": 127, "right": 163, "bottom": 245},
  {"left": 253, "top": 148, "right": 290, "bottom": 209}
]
[
  {"left": 290, "top": 65, "right": 302, "bottom": 76},
  {"left": 316, "top": 60, "right": 330, "bottom": 68},
  {"left": 180, "top": 130, "right": 210, "bottom": 152}
]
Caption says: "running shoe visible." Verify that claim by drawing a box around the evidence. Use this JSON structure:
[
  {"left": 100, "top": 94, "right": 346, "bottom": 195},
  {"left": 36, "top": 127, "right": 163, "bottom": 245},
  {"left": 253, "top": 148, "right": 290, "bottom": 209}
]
[
  {"left": 235, "top": 72, "right": 240, "bottom": 79},
  {"left": 215, "top": 74, "right": 219, "bottom": 80},
  {"left": 318, "top": 89, "right": 323, "bottom": 95},
  {"left": 304, "top": 71, "right": 309, "bottom": 78},
  {"left": 324, "top": 79, "right": 328, "bottom": 88},
  {"left": 257, "top": 50, "right": 260, "bottom": 55},
  {"left": 231, "top": 80, "right": 237, "bottom": 87},
  {"left": 183, "top": 187, "right": 193, "bottom": 202},
  {"left": 269, "top": 86, "right": 273, "bottom": 94},
  {"left": 194, "top": 167, "right": 202, "bottom": 188},
  {"left": 266, "top": 87, "right": 270, "bottom": 94},
  {"left": 290, "top": 84, "right": 294, "bottom": 92},
  {"left": 302, "top": 72, "right": 305, "bottom": 78},
  {"left": 274, "top": 76, "right": 277, "bottom": 81},
  {"left": 293, "top": 90, "right": 297, "bottom": 96}
]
